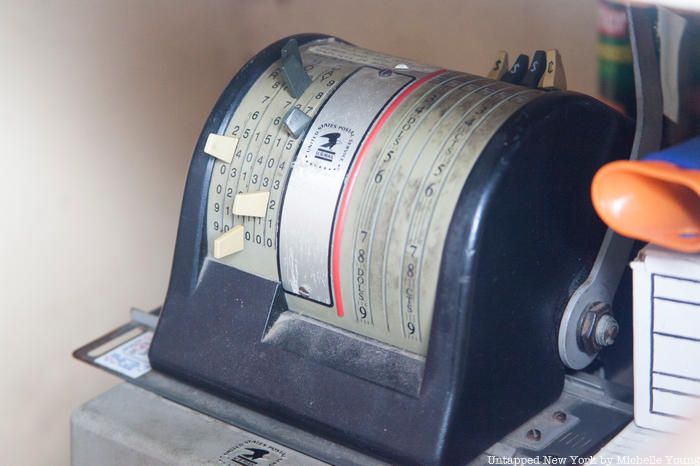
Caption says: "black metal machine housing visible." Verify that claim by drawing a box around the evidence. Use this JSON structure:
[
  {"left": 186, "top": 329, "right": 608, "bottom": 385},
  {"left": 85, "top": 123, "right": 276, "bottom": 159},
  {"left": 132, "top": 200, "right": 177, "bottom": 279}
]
[{"left": 149, "top": 34, "right": 633, "bottom": 465}]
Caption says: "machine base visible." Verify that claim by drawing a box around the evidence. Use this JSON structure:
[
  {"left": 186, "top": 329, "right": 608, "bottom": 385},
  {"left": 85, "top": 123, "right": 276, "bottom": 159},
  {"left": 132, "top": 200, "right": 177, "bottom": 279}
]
[{"left": 74, "top": 310, "right": 634, "bottom": 466}]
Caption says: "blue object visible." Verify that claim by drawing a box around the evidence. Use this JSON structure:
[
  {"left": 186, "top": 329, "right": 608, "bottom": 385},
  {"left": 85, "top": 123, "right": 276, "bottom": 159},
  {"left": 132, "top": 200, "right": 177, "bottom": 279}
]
[{"left": 644, "top": 136, "right": 700, "bottom": 170}]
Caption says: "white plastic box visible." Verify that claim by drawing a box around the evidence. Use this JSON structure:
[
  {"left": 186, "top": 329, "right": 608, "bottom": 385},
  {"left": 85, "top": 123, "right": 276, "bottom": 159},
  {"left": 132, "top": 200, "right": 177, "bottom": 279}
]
[{"left": 631, "top": 245, "right": 700, "bottom": 432}]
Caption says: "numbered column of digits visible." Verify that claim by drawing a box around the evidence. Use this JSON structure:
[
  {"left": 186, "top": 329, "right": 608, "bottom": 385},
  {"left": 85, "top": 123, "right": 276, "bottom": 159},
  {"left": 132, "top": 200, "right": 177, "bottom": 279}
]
[
  {"left": 350, "top": 73, "right": 462, "bottom": 332},
  {"left": 206, "top": 50, "right": 354, "bottom": 281}
]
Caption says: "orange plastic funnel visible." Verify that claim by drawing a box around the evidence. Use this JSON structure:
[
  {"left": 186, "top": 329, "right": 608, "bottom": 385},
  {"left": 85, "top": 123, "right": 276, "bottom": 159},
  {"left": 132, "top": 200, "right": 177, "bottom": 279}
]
[{"left": 591, "top": 160, "right": 700, "bottom": 252}]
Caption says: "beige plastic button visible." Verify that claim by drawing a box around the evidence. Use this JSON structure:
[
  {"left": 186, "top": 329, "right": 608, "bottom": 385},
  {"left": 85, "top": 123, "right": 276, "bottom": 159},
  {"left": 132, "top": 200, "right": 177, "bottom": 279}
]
[
  {"left": 204, "top": 134, "right": 238, "bottom": 163},
  {"left": 539, "top": 49, "right": 567, "bottom": 90},
  {"left": 232, "top": 191, "right": 270, "bottom": 218},
  {"left": 487, "top": 51, "right": 509, "bottom": 80},
  {"left": 213, "top": 225, "right": 245, "bottom": 259}
]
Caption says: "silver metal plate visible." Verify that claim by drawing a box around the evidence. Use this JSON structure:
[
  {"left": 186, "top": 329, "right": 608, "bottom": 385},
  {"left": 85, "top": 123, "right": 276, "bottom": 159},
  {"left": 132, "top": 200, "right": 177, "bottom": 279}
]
[{"left": 279, "top": 67, "right": 412, "bottom": 305}]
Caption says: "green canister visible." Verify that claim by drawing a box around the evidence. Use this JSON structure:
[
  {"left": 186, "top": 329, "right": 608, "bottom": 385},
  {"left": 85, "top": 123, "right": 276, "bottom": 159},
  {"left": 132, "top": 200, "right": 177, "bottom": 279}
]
[{"left": 598, "top": 0, "right": 636, "bottom": 117}]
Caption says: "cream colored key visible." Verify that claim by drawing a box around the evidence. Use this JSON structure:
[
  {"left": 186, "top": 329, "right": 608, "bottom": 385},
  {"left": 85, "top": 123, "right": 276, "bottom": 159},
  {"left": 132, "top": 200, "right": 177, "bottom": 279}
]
[
  {"left": 204, "top": 133, "right": 238, "bottom": 163},
  {"left": 539, "top": 49, "right": 567, "bottom": 90},
  {"left": 213, "top": 225, "right": 245, "bottom": 259},
  {"left": 487, "top": 51, "right": 509, "bottom": 80},
  {"left": 232, "top": 191, "right": 270, "bottom": 217}
]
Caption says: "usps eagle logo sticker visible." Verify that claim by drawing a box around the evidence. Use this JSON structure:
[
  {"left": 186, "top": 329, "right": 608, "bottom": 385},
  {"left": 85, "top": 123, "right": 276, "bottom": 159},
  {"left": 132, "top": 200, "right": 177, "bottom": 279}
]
[
  {"left": 302, "top": 122, "right": 355, "bottom": 170},
  {"left": 218, "top": 440, "right": 286, "bottom": 466}
]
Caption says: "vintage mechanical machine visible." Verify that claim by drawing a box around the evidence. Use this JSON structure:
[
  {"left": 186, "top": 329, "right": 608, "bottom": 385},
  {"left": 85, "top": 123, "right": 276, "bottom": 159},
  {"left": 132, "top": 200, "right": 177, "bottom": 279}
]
[{"left": 74, "top": 6, "right": 664, "bottom": 465}]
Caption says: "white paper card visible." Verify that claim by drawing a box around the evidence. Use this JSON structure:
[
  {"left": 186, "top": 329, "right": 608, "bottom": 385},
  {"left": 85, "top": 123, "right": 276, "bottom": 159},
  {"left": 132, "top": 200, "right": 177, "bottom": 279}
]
[{"left": 94, "top": 331, "right": 153, "bottom": 378}]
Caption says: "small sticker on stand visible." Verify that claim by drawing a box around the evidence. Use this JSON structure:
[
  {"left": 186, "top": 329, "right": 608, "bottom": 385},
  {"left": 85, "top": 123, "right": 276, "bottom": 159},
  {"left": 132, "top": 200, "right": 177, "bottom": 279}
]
[
  {"left": 219, "top": 440, "right": 286, "bottom": 466},
  {"left": 94, "top": 331, "right": 153, "bottom": 378}
]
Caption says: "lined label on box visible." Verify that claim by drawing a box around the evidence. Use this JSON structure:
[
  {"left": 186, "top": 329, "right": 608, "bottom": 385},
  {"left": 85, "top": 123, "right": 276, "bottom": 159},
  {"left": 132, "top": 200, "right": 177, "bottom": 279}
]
[{"left": 650, "top": 274, "right": 700, "bottom": 418}]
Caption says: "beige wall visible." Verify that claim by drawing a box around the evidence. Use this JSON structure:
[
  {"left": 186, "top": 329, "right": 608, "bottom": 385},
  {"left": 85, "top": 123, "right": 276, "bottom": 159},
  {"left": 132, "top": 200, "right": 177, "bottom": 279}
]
[{"left": 0, "top": 1, "right": 597, "bottom": 464}]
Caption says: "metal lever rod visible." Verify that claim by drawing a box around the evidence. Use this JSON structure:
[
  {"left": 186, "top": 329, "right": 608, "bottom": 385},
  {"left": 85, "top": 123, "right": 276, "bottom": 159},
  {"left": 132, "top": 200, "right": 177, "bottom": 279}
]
[{"left": 558, "top": 6, "right": 663, "bottom": 369}]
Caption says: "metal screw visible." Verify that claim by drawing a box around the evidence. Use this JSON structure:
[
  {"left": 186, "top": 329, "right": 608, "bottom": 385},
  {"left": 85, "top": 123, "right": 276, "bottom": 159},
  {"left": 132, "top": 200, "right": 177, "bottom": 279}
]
[
  {"left": 378, "top": 68, "right": 393, "bottom": 77},
  {"left": 577, "top": 302, "right": 619, "bottom": 355},
  {"left": 526, "top": 429, "right": 542, "bottom": 441},
  {"left": 594, "top": 314, "right": 619, "bottom": 347},
  {"left": 552, "top": 411, "right": 567, "bottom": 423}
]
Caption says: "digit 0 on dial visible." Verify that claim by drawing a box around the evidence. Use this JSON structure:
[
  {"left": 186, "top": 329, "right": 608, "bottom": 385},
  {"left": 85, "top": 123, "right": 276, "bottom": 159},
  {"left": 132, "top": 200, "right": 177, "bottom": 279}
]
[{"left": 150, "top": 35, "right": 632, "bottom": 466}]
